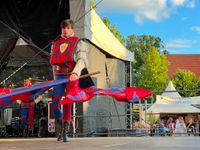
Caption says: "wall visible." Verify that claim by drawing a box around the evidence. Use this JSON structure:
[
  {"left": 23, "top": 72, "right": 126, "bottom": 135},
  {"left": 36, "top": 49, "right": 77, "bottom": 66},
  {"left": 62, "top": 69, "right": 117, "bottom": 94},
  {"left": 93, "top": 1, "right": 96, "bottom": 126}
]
[{"left": 80, "top": 42, "right": 126, "bottom": 134}]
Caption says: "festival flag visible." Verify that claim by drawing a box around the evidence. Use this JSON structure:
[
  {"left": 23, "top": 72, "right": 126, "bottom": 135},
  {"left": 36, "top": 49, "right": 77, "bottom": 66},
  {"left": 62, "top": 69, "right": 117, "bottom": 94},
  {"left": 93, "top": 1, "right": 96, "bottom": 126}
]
[
  {"left": 0, "top": 78, "right": 152, "bottom": 109},
  {"left": 0, "top": 79, "right": 69, "bottom": 109},
  {"left": 61, "top": 80, "right": 152, "bottom": 104}
]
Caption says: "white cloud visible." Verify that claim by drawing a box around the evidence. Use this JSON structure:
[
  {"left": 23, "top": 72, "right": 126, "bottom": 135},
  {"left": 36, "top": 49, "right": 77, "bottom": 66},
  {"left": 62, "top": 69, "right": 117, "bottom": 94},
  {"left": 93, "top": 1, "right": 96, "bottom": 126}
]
[
  {"left": 171, "top": 0, "right": 185, "bottom": 6},
  {"left": 170, "top": 0, "right": 195, "bottom": 8},
  {"left": 191, "top": 26, "right": 200, "bottom": 33},
  {"left": 166, "top": 39, "right": 195, "bottom": 48},
  {"left": 186, "top": 0, "right": 195, "bottom": 8},
  {"left": 95, "top": 0, "right": 196, "bottom": 23}
]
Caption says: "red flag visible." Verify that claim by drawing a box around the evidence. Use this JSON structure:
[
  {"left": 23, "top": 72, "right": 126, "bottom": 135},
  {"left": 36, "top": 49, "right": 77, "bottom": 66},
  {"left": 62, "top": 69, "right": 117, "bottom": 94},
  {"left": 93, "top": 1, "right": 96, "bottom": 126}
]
[
  {"left": 61, "top": 80, "right": 152, "bottom": 104},
  {"left": 0, "top": 79, "right": 69, "bottom": 109},
  {"left": 62, "top": 80, "right": 96, "bottom": 104},
  {"left": 97, "top": 87, "right": 152, "bottom": 103}
]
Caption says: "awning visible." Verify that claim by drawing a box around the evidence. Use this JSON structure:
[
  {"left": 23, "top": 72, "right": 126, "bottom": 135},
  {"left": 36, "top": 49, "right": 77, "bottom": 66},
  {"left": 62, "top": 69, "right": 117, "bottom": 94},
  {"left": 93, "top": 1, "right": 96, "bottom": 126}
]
[
  {"left": 7, "top": 38, "right": 49, "bottom": 67},
  {"left": 85, "top": 8, "right": 134, "bottom": 62},
  {"left": 161, "top": 81, "right": 182, "bottom": 98},
  {"left": 147, "top": 104, "right": 200, "bottom": 114}
]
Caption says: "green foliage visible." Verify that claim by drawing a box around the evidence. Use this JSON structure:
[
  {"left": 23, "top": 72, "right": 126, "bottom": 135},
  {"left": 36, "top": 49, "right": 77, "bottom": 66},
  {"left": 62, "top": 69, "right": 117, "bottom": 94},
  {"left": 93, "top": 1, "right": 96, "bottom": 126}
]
[
  {"left": 102, "top": 17, "right": 125, "bottom": 45},
  {"left": 137, "top": 46, "right": 169, "bottom": 92},
  {"left": 149, "top": 112, "right": 157, "bottom": 125},
  {"left": 162, "top": 50, "right": 170, "bottom": 54},
  {"left": 126, "top": 34, "right": 164, "bottom": 71},
  {"left": 99, "top": 16, "right": 169, "bottom": 94},
  {"left": 90, "top": 0, "right": 96, "bottom": 9},
  {"left": 126, "top": 35, "right": 168, "bottom": 91},
  {"left": 126, "top": 34, "right": 168, "bottom": 92},
  {"left": 172, "top": 69, "right": 200, "bottom": 97}
]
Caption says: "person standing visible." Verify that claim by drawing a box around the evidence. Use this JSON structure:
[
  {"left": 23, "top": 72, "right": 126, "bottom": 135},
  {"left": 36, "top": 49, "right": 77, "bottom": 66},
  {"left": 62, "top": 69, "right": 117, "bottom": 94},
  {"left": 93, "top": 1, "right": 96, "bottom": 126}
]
[
  {"left": 175, "top": 116, "right": 187, "bottom": 136},
  {"left": 195, "top": 115, "right": 200, "bottom": 136},
  {"left": 50, "top": 19, "right": 94, "bottom": 142},
  {"left": 16, "top": 79, "right": 42, "bottom": 136}
]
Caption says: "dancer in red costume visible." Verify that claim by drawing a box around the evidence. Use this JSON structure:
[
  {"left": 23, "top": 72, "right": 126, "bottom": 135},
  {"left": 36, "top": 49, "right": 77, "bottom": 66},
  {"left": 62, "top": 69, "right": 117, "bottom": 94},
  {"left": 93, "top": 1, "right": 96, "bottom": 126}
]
[
  {"left": 16, "top": 78, "right": 42, "bottom": 136},
  {"left": 50, "top": 19, "right": 94, "bottom": 142}
]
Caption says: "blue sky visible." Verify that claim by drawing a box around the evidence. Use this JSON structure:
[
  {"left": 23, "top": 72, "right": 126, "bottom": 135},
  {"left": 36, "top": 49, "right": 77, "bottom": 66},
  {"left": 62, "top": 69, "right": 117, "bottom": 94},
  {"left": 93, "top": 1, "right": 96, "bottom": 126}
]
[{"left": 94, "top": 0, "right": 200, "bottom": 54}]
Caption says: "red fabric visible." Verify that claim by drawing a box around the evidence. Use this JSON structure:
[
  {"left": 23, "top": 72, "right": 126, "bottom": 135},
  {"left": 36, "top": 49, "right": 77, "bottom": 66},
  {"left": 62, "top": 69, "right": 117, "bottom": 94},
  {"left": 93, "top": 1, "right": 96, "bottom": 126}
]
[
  {"left": 62, "top": 78, "right": 74, "bottom": 122},
  {"left": 63, "top": 103, "right": 72, "bottom": 123},
  {"left": 61, "top": 80, "right": 95, "bottom": 104},
  {"left": 28, "top": 105, "right": 35, "bottom": 129},
  {"left": 166, "top": 120, "right": 171, "bottom": 128},
  {"left": 9, "top": 85, "right": 38, "bottom": 102},
  {"left": 61, "top": 80, "right": 152, "bottom": 105},
  {"left": 11, "top": 93, "right": 33, "bottom": 102},
  {"left": 0, "top": 79, "right": 68, "bottom": 109},
  {"left": 21, "top": 102, "right": 35, "bottom": 129},
  {"left": 0, "top": 88, "right": 11, "bottom": 94},
  {"left": 50, "top": 36, "right": 79, "bottom": 74},
  {"left": 97, "top": 88, "right": 152, "bottom": 102}
]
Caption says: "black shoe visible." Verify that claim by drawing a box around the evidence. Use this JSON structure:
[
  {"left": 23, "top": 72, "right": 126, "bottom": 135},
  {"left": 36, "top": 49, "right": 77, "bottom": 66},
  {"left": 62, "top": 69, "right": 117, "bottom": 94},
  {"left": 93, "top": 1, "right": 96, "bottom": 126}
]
[{"left": 57, "top": 133, "right": 62, "bottom": 141}]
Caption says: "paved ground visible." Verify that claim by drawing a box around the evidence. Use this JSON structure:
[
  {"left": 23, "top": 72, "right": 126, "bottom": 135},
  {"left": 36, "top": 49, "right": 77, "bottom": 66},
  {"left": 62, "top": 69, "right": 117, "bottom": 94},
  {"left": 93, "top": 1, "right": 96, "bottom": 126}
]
[{"left": 0, "top": 137, "right": 200, "bottom": 150}]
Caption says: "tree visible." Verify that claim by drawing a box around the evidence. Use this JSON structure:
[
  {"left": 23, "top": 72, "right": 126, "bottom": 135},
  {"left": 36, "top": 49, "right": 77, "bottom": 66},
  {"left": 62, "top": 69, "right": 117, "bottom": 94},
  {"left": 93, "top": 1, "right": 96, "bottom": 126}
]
[
  {"left": 136, "top": 46, "right": 168, "bottom": 92},
  {"left": 126, "top": 34, "right": 167, "bottom": 88},
  {"left": 90, "top": 0, "right": 96, "bottom": 9},
  {"left": 126, "top": 34, "right": 165, "bottom": 71},
  {"left": 102, "top": 17, "right": 125, "bottom": 45},
  {"left": 162, "top": 50, "right": 170, "bottom": 54},
  {"left": 172, "top": 69, "right": 200, "bottom": 97}
]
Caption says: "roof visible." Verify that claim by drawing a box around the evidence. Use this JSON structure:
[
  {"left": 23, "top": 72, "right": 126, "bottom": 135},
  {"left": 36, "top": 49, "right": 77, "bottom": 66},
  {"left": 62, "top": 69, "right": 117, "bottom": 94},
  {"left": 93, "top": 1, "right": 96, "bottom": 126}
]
[
  {"left": 84, "top": 8, "right": 134, "bottom": 62},
  {"left": 167, "top": 54, "right": 200, "bottom": 78},
  {"left": 7, "top": 38, "right": 49, "bottom": 67},
  {"left": 147, "top": 81, "right": 200, "bottom": 113},
  {"left": 161, "top": 81, "right": 181, "bottom": 98},
  {"left": 147, "top": 104, "right": 200, "bottom": 114}
]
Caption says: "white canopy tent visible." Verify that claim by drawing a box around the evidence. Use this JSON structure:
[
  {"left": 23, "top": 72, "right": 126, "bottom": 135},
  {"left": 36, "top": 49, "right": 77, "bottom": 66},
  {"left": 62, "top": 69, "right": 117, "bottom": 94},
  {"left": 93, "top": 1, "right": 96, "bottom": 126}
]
[
  {"left": 85, "top": 9, "right": 133, "bottom": 61},
  {"left": 161, "top": 81, "right": 182, "bottom": 98},
  {"left": 147, "top": 104, "right": 200, "bottom": 114},
  {"left": 147, "top": 81, "right": 200, "bottom": 114}
]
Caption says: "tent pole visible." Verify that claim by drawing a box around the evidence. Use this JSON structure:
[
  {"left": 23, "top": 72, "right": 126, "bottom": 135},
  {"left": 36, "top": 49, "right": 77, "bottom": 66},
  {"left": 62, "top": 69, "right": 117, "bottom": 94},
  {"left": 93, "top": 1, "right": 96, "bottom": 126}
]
[
  {"left": 145, "top": 99, "right": 148, "bottom": 135},
  {"left": 139, "top": 100, "right": 142, "bottom": 128},
  {"left": 130, "top": 61, "right": 133, "bottom": 129},
  {"left": 72, "top": 103, "right": 76, "bottom": 136},
  {"left": 105, "top": 64, "right": 122, "bottom": 130}
]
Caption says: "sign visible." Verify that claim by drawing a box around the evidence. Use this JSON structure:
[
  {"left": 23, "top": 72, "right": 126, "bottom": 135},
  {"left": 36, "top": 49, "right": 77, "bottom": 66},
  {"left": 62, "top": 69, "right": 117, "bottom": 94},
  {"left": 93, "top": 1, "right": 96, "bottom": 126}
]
[
  {"left": 47, "top": 99, "right": 55, "bottom": 133},
  {"left": 48, "top": 119, "right": 55, "bottom": 133},
  {"left": 156, "top": 95, "right": 192, "bottom": 104}
]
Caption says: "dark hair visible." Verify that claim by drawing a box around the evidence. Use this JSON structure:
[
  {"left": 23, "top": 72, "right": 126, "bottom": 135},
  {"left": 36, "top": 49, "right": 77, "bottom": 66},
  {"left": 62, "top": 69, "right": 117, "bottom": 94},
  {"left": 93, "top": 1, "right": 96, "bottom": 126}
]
[{"left": 60, "top": 19, "right": 74, "bottom": 29}]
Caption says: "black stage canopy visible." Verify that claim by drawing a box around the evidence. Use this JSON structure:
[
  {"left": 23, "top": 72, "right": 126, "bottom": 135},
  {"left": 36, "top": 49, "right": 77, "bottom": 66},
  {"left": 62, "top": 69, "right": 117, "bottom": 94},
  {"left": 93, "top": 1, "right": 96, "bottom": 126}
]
[{"left": 0, "top": 0, "right": 70, "bottom": 71}]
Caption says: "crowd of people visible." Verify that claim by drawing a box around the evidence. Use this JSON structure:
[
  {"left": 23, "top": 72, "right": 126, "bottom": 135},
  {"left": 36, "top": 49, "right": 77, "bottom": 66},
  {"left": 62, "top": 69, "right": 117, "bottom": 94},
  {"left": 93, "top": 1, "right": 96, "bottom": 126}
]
[
  {"left": 151, "top": 116, "right": 200, "bottom": 136},
  {"left": 134, "top": 115, "right": 200, "bottom": 136}
]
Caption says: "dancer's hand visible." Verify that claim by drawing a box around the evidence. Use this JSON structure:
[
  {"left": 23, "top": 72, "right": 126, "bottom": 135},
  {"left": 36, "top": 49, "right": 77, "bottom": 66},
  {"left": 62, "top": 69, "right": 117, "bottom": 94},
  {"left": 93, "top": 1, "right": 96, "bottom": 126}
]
[
  {"left": 69, "top": 73, "right": 79, "bottom": 81},
  {"left": 61, "top": 96, "right": 65, "bottom": 101}
]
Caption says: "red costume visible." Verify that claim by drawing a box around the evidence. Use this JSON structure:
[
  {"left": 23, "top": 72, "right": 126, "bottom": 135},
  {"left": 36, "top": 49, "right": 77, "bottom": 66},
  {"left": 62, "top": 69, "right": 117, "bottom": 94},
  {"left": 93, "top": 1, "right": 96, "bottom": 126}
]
[
  {"left": 50, "top": 36, "right": 79, "bottom": 75},
  {"left": 50, "top": 36, "right": 80, "bottom": 135},
  {"left": 50, "top": 35, "right": 94, "bottom": 142}
]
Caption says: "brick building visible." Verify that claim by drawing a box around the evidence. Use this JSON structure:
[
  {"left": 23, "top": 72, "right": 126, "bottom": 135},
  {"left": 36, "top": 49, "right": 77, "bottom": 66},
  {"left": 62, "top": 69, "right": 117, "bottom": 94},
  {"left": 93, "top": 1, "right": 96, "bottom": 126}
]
[{"left": 166, "top": 54, "right": 200, "bottom": 78}]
